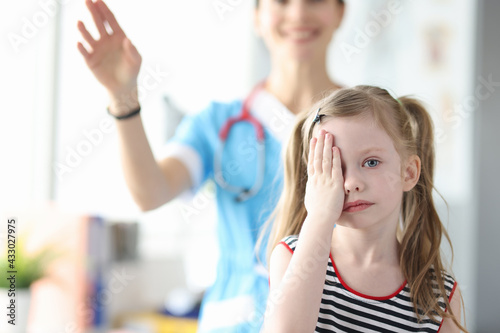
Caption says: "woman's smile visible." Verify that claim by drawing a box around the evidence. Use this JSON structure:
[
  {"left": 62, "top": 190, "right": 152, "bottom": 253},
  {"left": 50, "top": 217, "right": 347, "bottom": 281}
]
[{"left": 283, "top": 27, "right": 320, "bottom": 43}]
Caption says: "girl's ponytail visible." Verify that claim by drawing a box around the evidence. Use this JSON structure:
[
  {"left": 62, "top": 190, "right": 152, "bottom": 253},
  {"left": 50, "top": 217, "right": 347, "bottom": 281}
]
[
  {"left": 398, "top": 97, "right": 464, "bottom": 329},
  {"left": 263, "top": 109, "right": 312, "bottom": 262},
  {"left": 399, "top": 97, "right": 435, "bottom": 187}
]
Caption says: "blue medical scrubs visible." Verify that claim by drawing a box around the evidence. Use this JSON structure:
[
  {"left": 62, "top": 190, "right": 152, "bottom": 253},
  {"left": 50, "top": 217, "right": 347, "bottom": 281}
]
[{"left": 167, "top": 99, "right": 286, "bottom": 332}]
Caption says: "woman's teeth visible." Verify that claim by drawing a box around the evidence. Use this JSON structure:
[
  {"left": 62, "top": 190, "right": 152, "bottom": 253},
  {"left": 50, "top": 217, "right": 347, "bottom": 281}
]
[{"left": 292, "top": 31, "right": 314, "bottom": 39}]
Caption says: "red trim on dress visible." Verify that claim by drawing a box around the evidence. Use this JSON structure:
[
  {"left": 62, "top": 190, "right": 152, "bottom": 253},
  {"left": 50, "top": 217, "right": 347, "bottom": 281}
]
[
  {"left": 329, "top": 252, "right": 407, "bottom": 301},
  {"left": 269, "top": 242, "right": 295, "bottom": 287},
  {"left": 279, "top": 241, "right": 295, "bottom": 255},
  {"left": 436, "top": 281, "right": 458, "bottom": 333}
]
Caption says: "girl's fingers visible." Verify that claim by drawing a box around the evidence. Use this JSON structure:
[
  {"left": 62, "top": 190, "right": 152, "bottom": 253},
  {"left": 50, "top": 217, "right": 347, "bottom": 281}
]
[
  {"left": 314, "top": 130, "right": 325, "bottom": 173},
  {"left": 85, "top": 0, "right": 108, "bottom": 38},
  {"left": 96, "top": 0, "right": 124, "bottom": 36},
  {"left": 307, "top": 137, "right": 316, "bottom": 176},
  {"left": 77, "top": 21, "right": 96, "bottom": 47},
  {"left": 331, "top": 147, "right": 343, "bottom": 181},
  {"left": 322, "top": 133, "right": 333, "bottom": 174}
]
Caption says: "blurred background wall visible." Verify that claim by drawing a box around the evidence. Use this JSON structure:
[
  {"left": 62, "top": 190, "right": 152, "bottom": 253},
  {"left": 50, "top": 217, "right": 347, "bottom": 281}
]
[
  {"left": 473, "top": 0, "right": 500, "bottom": 331},
  {"left": 1, "top": 0, "right": 499, "bottom": 332}
]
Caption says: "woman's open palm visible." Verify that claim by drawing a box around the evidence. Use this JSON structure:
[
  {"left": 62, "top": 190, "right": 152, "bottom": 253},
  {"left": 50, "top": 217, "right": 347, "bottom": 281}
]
[{"left": 77, "top": 0, "right": 141, "bottom": 95}]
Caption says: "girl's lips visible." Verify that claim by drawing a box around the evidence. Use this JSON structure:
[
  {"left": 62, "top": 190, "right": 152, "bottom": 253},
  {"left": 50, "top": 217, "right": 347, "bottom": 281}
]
[{"left": 343, "top": 200, "right": 374, "bottom": 213}]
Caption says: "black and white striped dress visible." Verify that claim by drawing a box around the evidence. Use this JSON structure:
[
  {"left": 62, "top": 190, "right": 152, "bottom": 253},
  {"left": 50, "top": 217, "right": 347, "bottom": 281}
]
[{"left": 279, "top": 235, "right": 457, "bottom": 333}]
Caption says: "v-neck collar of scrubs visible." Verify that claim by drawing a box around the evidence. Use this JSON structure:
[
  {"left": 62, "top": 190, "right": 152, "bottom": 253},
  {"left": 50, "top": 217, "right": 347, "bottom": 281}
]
[{"left": 249, "top": 88, "right": 295, "bottom": 145}]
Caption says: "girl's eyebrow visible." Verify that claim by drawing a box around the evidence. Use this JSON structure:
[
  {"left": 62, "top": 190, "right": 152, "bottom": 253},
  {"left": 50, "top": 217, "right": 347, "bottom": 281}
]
[{"left": 359, "top": 147, "right": 386, "bottom": 155}]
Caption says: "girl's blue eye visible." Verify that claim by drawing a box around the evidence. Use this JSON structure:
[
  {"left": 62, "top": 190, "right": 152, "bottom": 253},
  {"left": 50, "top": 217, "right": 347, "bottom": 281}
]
[{"left": 364, "top": 159, "right": 380, "bottom": 168}]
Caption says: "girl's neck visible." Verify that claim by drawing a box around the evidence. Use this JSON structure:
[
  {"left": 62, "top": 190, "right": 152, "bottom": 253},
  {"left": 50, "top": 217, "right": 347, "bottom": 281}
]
[
  {"left": 265, "top": 56, "right": 339, "bottom": 115},
  {"left": 331, "top": 224, "right": 400, "bottom": 268}
]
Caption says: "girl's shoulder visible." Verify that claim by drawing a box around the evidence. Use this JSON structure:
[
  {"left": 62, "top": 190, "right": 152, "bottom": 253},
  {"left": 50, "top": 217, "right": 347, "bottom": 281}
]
[
  {"left": 430, "top": 267, "right": 457, "bottom": 299},
  {"left": 278, "top": 235, "right": 299, "bottom": 253}
]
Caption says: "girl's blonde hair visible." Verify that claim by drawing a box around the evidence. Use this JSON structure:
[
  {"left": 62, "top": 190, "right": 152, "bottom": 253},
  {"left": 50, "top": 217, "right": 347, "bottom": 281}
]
[{"left": 260, "top": 85, "right": 466, "bottom": 330}]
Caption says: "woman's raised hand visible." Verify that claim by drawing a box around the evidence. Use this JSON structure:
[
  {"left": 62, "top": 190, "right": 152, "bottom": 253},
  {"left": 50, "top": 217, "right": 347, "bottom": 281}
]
[
  {"left": 77, "top": 0, "right": 141, "bottom": 100},
  {"left": 304, "top": 129, "right": 345, "bottom": 221}
]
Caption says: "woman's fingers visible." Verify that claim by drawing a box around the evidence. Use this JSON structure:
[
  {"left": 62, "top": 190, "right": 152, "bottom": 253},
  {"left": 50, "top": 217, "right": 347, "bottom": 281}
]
[
  {"left": 77, "top": 21, "right": 96, "bottom": 47},
  {"left": 77, "top": 41, "right": 90, "bottom": 59},
  {"left": 96, "top": 0, "right": 124, "bottom": 36},
  {"left": 85, "top": 0, "right": 108, "bottom": 38}
]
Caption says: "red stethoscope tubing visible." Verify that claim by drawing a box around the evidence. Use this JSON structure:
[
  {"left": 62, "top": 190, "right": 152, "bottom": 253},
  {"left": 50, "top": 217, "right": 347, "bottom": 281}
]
[
  {"left": 218, "top": 81, "right": 266, "bottom": 142},
  {"left": 215, "top": 80, "right": 267, "bottom": 202}
]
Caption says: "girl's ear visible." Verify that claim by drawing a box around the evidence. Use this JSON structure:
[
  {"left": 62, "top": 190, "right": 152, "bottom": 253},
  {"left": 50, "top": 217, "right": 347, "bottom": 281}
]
[{"left": 403, "top": 155, "right": 421, "bottom": 192}]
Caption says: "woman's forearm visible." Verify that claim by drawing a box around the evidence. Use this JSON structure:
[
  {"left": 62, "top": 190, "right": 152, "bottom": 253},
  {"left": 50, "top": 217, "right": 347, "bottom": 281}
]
[{"left": 109, "top": 92, "right": 172, "bottom": 211}]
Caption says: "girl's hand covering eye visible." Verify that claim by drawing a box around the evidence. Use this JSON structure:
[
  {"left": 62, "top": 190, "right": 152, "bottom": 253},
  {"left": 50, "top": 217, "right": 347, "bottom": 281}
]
[{"left": 304, "top": 130, "right": 345, "bottom": 220}]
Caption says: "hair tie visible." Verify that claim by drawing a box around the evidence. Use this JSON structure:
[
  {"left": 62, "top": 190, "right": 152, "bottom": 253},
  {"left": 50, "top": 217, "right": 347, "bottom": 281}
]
[{"left": 313, "top": 108, "right": 323, "bottom": 124}]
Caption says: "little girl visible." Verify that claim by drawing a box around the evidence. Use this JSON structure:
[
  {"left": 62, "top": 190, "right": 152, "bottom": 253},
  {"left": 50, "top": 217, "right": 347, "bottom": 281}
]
[{"left": 261, "top": 86, "right": 467, "bottom": 332}]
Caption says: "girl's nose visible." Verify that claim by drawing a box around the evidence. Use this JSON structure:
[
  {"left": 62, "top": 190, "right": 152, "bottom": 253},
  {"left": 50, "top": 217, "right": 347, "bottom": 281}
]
[
  {"left": 345, "top": 186, "right": 359, "bottom": 194},
  {"left": 343, "top": 168, "right": 365, "bottom": 194}
]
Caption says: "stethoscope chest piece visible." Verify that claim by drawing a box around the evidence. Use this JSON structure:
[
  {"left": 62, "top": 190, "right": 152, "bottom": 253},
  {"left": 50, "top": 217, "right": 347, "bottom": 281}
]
[{"left": 214, "top": 138, "right": 266, "bottom": 203}]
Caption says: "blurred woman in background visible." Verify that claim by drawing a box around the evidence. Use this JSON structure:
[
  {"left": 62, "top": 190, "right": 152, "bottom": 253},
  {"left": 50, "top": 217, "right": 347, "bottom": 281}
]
[{"left": 77, "top": 0, "right": 344, "bottom": 331}]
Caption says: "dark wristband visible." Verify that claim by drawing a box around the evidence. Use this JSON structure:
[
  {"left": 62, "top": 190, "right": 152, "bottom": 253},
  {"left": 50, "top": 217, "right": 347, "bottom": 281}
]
[{"left": 107, "top": 106, "right": 141, "bottom": 120}]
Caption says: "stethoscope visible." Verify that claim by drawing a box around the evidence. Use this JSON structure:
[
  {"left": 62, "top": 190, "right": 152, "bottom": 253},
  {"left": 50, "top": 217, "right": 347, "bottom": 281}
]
[{"left": 214, "top": 81, "right": 267, "bottom": 202}]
